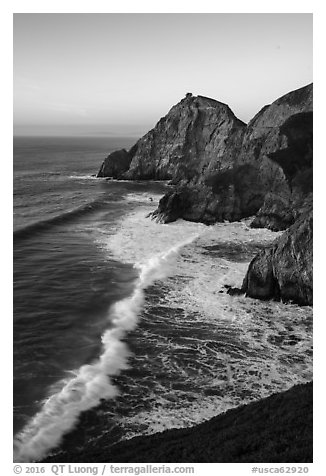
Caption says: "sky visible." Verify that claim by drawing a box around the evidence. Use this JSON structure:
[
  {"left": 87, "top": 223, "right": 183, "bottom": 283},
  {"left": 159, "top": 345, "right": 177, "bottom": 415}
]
[{"left": 13, "top": 13, "right": 313, "bottom": 136}]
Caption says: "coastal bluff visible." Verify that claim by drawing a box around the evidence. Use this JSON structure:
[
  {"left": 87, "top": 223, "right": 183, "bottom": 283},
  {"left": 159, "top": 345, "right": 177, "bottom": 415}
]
[
  {"left": 97, "top": 84, "right": 313, "bottom": 306},
  {"left": 98, "top": 92, "right": 246, "bottom": 183},
  {"left": 97, "top": 84, "right": 312, "bottom": 230}
]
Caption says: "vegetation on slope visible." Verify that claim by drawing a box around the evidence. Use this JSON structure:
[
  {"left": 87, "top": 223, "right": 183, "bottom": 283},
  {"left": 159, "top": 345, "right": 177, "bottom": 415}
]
[{"left": 43, "top": 382, "right": 312, "bottom": 463}]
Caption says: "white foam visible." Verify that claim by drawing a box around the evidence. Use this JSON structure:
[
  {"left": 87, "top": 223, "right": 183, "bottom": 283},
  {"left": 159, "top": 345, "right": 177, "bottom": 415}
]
[
  {"left": 13, "top": 229, "right": 200, "bottom": 463},
  {"left": 68, "top": 175, "right": 100, "bottom": 180},
  {"left": 163, "top": 220, "right": 282, "bottom": 322},
  {"left": 14, "top": 197, "right": 313, "bottom": 460},
  {"left": 93, "top": 209, "right": 312, "bottom": 440},
  {"left": 124, "top": 192, "right": 162, "bottom": 205},
  {"left": 100, "top": 205, "right": 207, "bottom": 265}
]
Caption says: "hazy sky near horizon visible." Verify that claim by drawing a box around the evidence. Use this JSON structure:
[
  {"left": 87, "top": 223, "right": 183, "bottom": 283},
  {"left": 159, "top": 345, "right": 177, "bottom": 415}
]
[{"left": 14, "top": 13, "right": 312, "bottom": 136}]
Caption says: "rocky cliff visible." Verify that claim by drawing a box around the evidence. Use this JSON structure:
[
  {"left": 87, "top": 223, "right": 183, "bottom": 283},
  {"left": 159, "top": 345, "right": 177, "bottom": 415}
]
[
  {"left": 96, "top": 84, "right": 313, "bottom": 306},
  {"left": 124, "top": 93, "right": 246, "bottom": 182},
  {"left": 97, "top": 84, "right": 312, "bottom": 228},
  {"left": 98, "top": 92, "right": 246, "bottom": 183},
  {"left": 152, "top": 84, "right": 313, "bottom": 226},
  {"left": 97, "top": 149, "right": 133, "bottom": 178},
  {"left": 250, "top": 111, "right": 313, "bottom": 230},
  {"left": 242, "top": 203, "right": 313, "bottom": 306}
]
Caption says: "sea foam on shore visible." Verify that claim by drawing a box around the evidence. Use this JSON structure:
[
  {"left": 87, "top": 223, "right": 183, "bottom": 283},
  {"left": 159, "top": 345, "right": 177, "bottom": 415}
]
[
  {"left": 14, "top": 195, "right": 313, "bottom": 462},
  {"left": 96, "top": 203, "right": 312, "bottom": 439}
]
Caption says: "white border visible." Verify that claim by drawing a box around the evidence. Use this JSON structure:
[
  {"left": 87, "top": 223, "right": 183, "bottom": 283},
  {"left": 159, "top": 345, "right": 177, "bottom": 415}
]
[{"left": 3, "top": 2, "right": 322, "bottom": 474}]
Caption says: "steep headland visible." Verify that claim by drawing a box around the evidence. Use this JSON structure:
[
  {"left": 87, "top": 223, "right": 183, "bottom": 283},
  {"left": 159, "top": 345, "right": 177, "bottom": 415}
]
[
  {"left": 151, "top": 84, "right": 312, "bottom": 227},
  {"left": 42, "top": 382, "right": 312, "bottom": 463},
  {"left": 97, "top": 85, "right": 313, "bottom": 307},
  {"left": 60, "top": 86, "right": 314, "bottom": 464},
  {"left": 98, "top": 93, "right": 246, "bottom": 182},
  {"left": 97, "top": 84, "right": 312, "bottom": 229}
]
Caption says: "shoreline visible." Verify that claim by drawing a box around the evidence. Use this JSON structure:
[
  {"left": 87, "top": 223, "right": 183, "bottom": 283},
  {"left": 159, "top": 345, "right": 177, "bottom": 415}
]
[{"left": 36, "top": 206, "right": 312, "bottom": 463}]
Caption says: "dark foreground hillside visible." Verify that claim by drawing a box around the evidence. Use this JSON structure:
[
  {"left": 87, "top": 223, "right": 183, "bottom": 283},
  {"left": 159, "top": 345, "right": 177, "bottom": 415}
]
[{"left": 43, "top": 382, "right": 312, "bottom": 463}]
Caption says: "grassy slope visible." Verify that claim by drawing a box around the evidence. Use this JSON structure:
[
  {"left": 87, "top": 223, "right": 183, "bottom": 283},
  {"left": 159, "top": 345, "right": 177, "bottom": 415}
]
[{"left": 43, "top": 382, "right": 312, "bottom": 463}]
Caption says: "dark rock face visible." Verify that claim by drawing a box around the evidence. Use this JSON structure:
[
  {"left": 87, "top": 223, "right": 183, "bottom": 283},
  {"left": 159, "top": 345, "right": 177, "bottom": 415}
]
[
  {"left": 250, "top": 192, "right": 296, "bottom": 231},
  {"left": 150, "top": 187, "right": 191, "bottom": 223},
  {"left": 97, "top": 93, "right": 246, "bottom": 183},
  {"left": 251, "top": 111, "right": 313, "bottom": 230},
  {"left": 96, "top": 85, "right": 313, "bottom": 306},
  {"left": 150, "top": 84, "right": 313, "bottom": 225},
  {"left": 123, "top": 94, "right": 246, "bottom": 182},
  {"left": 97, "top": 85, "right": 312, "bottom": 227},
  {"left": 242, "top": 207, "right": 313, "bottom": 306},
  {"left": 97, "top": 149, "right": 133, "bottom": 178}
]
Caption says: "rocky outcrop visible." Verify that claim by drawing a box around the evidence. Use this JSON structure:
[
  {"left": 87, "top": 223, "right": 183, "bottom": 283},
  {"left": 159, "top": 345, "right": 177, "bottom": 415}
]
[
  {"left": 150, "top": 185, "right": 191, "bottom": 223},
  {"left": 98, "top": 93, "right": 246, "bottom": 186},
  {"left": 153, "top": 85, "right": 312, "bottom": 225},
  {"left": 250, "top": 111, "right": 313, "bottom": 230},
  {"left": 97, "top": 84, "right": 312, "bottom": 227},
  {"left": 123, "top": 93, "right": 246, "bottom": 182},
  {"left": 152, "top": 162, "right": 266, "bottom": 224},
  {"left": 242, "top": 206, "right": 313, "bottom": 306},
  {"left": 97, "top": 149, "right": 133, "bottom": 178}
]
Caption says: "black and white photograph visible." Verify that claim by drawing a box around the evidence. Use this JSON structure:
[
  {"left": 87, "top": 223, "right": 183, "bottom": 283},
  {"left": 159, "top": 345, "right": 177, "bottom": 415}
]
[{"left": 11, "top": 7, "right": 314, "bottom": 470}]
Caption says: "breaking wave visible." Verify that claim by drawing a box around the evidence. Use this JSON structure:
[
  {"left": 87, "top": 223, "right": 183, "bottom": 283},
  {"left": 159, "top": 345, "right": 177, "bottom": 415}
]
[
  {"left": 13, "top": 234, "right": 199, "bottom": 463},
  {"left": 13, "top": 196, "right": 115, "bottom": 242}
]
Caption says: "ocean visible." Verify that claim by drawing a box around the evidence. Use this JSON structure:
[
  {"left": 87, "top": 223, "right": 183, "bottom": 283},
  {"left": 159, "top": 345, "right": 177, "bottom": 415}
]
[{"left": 13, "top": 136, "right": 313, "bottom": 463}]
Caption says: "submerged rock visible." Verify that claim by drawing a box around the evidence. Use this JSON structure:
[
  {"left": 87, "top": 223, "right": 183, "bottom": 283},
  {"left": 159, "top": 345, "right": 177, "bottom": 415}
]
[
  {"left": 226, "top": 286, "right": 245, "bottom": 296},
  {"left": 242, "top": 207, "right": 313, "bottom": 305}
]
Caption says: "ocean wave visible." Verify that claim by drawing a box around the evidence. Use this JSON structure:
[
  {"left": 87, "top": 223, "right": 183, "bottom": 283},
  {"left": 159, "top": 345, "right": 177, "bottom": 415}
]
[
  {"left": 13, "top": 234, "right": 199, "bottom": 463},
  {"left": 13, "top": 199, "right": 312, "bottom": 462},
  {"left": 13, "top": 196, "right": 114, "bottom": 241},
  {"left": 91, "top": 209, "right": 312, "bottom": 443}
]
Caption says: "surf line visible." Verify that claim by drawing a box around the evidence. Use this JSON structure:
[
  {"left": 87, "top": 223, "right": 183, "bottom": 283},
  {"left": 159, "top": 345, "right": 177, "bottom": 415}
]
[{"left": 13, "top": 234, "right": 199, "bottom": 463}]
